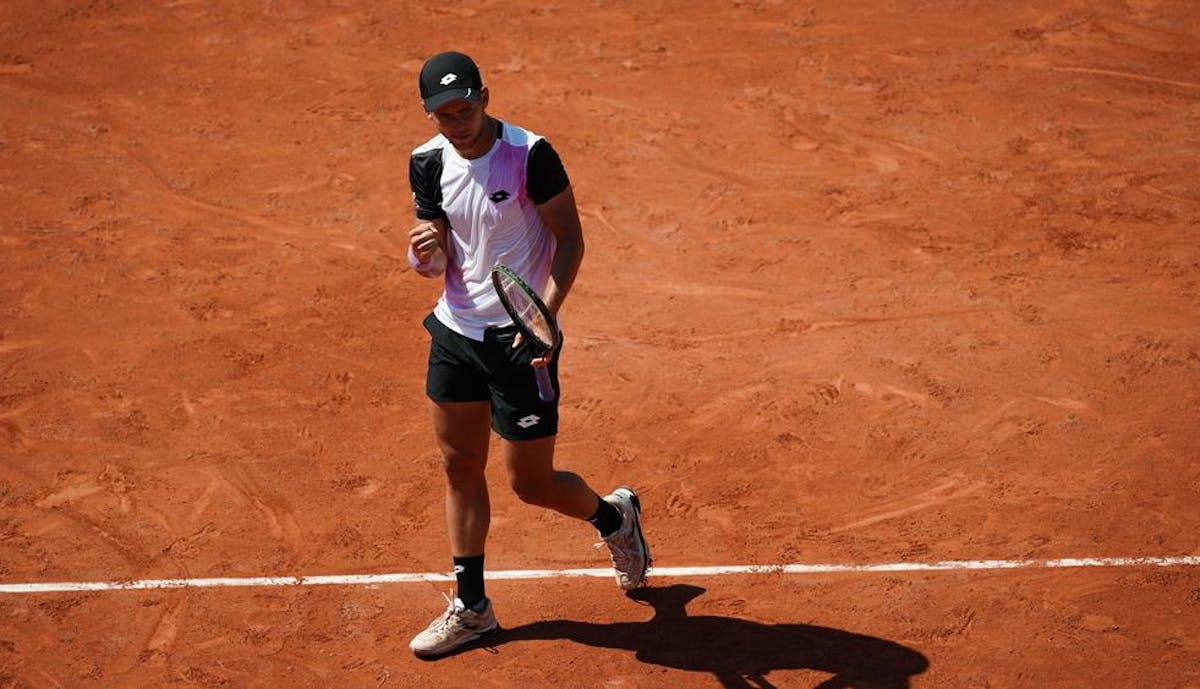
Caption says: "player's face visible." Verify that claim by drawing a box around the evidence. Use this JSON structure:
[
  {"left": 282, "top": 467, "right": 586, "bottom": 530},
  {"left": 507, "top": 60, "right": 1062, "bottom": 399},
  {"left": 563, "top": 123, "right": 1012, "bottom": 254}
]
[{"left": 429, "top": 90, "right": 491, "bottom": 155}]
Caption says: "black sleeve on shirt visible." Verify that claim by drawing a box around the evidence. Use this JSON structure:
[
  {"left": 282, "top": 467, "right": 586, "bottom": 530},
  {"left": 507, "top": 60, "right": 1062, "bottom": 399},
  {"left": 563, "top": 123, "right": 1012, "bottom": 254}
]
[
  {"left": 409, "top": 148, "right": 447, "bottom": 220},
  {"left": 527, "top": 139, "right": 570, "bottom": 205}
]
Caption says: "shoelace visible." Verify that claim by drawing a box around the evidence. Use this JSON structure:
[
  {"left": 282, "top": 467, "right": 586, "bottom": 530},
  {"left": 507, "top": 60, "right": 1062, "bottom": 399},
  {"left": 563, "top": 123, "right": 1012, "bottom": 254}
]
[
  {"left": 595, "top": 530, "right": 636, "bottom": 569},
  {"left": 430, "top": 591, "right": 463, "bottom": 631}
]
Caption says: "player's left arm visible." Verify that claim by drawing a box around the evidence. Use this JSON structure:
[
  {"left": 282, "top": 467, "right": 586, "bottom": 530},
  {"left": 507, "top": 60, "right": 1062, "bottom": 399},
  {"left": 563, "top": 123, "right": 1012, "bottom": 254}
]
[
  {"left": 528, "top": 138, "right": 584, "bottom": 317},
  {"left": 536, "top": 186, "right": 585, "bottom": 317}
]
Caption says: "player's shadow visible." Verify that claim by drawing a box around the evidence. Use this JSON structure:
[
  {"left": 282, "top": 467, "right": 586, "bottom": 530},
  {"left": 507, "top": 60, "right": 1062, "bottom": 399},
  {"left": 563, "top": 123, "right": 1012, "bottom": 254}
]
[{"left": 489, "top": 584, "right": 928, "bottom": 689}]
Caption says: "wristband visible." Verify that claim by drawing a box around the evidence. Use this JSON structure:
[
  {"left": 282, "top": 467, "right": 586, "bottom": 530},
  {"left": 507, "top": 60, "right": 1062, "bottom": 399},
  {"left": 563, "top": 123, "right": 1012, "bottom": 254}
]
[
  {"left": 407, "top": 245, "right": 426, "bottom": 270},
  {"left": 408, "top": 245, "right": 445, "bottom": 277}
]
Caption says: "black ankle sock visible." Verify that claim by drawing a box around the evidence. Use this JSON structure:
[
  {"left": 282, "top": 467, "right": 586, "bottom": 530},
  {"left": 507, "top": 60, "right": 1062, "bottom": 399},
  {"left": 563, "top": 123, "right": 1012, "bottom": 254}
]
[
  {"left": 453, "top": 554, "right": 486, "bottom": 610},
  {"left": 588, "top": 496, "right": 623, "bottom": 537}
]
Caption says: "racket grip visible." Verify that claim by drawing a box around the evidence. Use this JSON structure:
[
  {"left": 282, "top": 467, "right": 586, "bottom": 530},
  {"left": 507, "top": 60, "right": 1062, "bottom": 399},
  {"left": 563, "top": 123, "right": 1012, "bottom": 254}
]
[{"left": 534, "top": 367, "right": 556, "bottom": 402}]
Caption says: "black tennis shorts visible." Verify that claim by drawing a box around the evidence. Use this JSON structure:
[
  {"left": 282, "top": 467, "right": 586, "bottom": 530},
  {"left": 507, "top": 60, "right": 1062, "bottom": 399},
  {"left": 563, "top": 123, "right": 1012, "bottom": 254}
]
[{"left": 423, "top": 312, "right": 560, "bottom": 441}]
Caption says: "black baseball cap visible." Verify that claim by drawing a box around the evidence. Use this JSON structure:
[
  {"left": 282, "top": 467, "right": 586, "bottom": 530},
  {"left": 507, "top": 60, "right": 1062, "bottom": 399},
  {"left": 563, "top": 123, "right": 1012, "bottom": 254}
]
[{"left": 419, "top": 51, "right": 484, "bottom": 112}]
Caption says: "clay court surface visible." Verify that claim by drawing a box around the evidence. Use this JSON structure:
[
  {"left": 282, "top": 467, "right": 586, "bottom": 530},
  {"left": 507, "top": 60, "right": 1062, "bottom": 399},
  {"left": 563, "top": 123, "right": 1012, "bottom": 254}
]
[{"left": 2, "top": 1, "right": 1199, "bottom": 687}]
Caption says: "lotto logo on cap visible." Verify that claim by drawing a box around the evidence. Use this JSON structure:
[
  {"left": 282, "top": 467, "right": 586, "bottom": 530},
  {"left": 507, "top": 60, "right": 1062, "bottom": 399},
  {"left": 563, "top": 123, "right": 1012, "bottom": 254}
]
[{"left": 419, "top": 51, "right": 484, "bottom": 112}]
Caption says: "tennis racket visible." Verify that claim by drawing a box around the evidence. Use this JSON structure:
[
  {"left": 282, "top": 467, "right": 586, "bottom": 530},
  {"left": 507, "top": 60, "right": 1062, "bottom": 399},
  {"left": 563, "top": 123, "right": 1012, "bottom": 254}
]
[{"left": 490, "top": 264, "right": 560, "bottom": 402}]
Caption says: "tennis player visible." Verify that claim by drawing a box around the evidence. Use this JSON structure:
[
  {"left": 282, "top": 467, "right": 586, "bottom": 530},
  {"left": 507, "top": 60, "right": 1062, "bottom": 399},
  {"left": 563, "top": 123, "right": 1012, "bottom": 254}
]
[{"left": 405, "top": 51, "right": 650, "bottom": 657}]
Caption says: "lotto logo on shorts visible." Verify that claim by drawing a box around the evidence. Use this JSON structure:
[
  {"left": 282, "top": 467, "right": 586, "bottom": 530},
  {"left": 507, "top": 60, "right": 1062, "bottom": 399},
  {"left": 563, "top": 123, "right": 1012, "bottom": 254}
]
[{"left": 517, "top": 414, "right": 541, "bottom": 429}]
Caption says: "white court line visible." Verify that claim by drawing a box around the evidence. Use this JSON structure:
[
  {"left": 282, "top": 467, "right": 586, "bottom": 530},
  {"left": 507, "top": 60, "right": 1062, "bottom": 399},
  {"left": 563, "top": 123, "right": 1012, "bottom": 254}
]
[{"left": 1, "top": 556, "right": 1197, "bottom": 594}]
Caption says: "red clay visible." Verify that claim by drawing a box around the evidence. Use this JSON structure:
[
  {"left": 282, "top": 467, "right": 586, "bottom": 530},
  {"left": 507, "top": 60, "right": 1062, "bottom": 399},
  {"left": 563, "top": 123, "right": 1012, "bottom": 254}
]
[{"left": 2, "top": 1, "right": 1198, "bottom": 687}]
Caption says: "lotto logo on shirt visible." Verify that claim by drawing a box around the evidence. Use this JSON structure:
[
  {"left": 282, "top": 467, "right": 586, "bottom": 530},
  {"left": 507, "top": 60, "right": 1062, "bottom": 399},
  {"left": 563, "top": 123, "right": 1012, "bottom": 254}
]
[{"left": 489, "top": 190, "right": 511, "bottom": 203}]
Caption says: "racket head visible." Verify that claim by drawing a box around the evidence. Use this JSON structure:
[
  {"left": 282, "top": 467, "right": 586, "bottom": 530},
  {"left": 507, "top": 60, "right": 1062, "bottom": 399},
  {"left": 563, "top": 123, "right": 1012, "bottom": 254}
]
[{"left": 490, "top": 265, "right": 560, "bottom": 353}]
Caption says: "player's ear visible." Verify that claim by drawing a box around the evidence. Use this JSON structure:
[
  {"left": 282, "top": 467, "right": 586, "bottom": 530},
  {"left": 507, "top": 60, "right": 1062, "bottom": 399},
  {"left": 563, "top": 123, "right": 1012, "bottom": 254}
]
[{"left": 479, "top": 87, "right": 490, "bottom": 109}]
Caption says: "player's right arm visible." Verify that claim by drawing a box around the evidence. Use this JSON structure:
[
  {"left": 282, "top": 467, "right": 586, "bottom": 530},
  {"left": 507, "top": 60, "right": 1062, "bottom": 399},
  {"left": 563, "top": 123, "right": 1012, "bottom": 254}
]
[
  {"left": 408, "top": 218, "right": 448, "bottom": 278},
  {"left": 408, "top": 147, "right": 449, "bottom": 278}
]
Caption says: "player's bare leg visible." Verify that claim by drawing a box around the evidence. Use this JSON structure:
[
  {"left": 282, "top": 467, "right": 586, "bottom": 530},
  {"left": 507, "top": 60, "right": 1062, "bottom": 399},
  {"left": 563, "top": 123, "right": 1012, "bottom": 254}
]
[
  {"left": 502, "top": 436, "right": 650, "bottom": 589},
  {"left": 501, "top": 435, "right": 597, "bottom": 519},
  {"left": 432, "top": 400, "right": 492, "bottom": 556},
  {"left": 410, "top": 400, "right": 497, "bottom": 657}
]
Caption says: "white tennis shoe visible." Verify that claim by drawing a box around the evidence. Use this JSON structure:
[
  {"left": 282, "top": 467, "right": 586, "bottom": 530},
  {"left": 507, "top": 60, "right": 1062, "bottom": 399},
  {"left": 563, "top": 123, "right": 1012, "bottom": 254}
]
[
  {"left": 599, "top": 486, "right": 651, "bottom": 590},
  {"left": 409, "top": 593, "right": 498, "bottom": 657}
]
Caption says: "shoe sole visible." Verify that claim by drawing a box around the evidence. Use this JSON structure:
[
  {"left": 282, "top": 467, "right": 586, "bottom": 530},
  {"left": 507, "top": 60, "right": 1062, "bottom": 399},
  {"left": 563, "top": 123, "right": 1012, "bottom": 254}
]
[
  {"left": 616, "top": 486, "right": 651, "bottom": 588},
  {"left": 411, "top": 622, "right": 499, "bottom": 658}
]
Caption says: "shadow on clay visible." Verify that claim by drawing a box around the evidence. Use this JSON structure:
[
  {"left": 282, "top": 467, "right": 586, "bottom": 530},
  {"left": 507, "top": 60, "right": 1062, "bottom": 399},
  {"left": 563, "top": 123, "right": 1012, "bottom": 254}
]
[{"left": 433, "top": 584, "right": 930, "bottom": 689}]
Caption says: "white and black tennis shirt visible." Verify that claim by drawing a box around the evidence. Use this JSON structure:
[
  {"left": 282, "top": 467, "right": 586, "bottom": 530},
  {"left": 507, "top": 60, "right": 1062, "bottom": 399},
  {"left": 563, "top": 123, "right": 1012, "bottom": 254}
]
[{"left": 410, "top": 120, "right": 570, "bottom": 341}]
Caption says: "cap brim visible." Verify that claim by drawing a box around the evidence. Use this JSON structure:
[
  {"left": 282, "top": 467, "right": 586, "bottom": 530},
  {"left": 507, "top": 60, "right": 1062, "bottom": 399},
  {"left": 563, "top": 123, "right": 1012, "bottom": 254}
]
[{"left": 423, "top": 88, "right": 482, "bottom": 112}]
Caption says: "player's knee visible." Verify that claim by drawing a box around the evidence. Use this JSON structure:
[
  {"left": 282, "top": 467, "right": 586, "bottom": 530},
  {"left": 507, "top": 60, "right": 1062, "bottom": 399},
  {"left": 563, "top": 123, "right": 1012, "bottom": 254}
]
[
  {"left": 510, "top": 476, "right": 552, "bottom": 507},
  {"left": 440, "top": 451, "right": 485, "bottom": 486}
]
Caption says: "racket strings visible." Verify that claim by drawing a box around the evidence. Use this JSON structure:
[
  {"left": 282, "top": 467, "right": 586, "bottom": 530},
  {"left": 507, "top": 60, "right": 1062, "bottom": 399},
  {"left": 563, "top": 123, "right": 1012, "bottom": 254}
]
[{"left": 496, "top": 275, "right": 556, "bottom": 346}]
